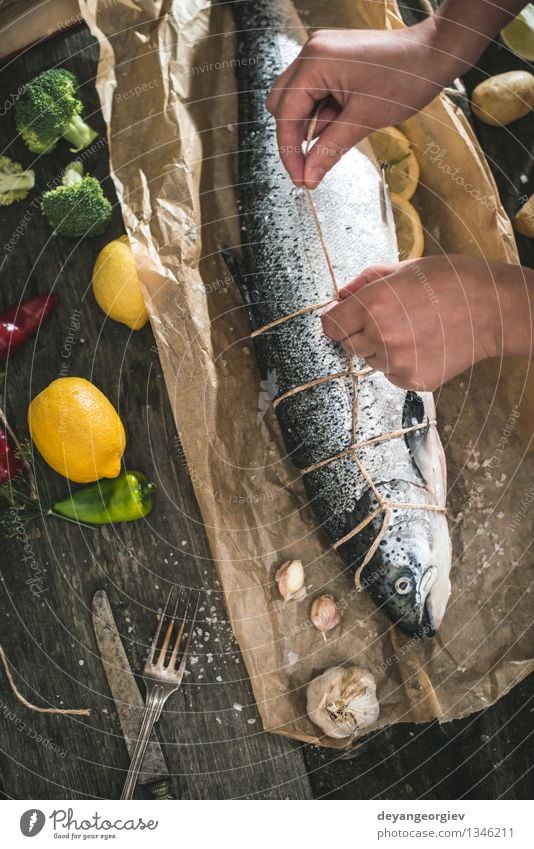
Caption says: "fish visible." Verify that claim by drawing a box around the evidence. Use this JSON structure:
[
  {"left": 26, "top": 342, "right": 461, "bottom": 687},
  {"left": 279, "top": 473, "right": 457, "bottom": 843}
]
[{"left": 225, "top": 0, "right": 452, "bottom": 637}]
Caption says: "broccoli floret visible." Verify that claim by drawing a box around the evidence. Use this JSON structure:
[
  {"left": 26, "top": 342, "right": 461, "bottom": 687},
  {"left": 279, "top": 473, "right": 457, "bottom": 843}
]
[
  {"left": 41, "top": 161, "right": 112, "bottom": 238},
  {"left": 0, "top": 156, "right": 35, "bottom": 206},
  {"left": 15, "top": 69, "right": 98, "bottom": 155}
]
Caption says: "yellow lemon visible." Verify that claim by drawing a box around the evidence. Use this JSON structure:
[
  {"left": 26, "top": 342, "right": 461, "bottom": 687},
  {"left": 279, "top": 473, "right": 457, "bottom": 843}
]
[
  {"left": 390, "top": 193, "right": 425, "bottom": 261},
  {"left": 92, "top": 236, "right": 149, "bottom": 330},
  {"left": 369, "top": 126, "right": 420, "bottom": 200},
  {"left": 501, "top": 5, "right": 534, "bottom": 61},
  {"left": 28, "top": 377, "right": 126, "bottom": 483}
]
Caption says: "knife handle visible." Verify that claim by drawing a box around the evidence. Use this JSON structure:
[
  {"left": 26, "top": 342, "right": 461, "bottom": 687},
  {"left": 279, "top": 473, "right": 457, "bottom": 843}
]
[{"left": 149, "top": 779, "right": 175, "bottom": 800}]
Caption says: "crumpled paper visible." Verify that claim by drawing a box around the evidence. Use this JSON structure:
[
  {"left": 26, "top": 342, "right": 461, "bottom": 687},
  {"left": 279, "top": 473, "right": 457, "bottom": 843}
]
[{"left": 40, "top": 0, "right": 532, "bottom": 746}]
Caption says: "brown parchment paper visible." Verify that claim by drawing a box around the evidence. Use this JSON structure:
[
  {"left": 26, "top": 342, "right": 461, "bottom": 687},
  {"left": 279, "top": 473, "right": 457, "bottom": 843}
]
[{"left": 69, "top": 0, "right": 533, "bottom": 746}]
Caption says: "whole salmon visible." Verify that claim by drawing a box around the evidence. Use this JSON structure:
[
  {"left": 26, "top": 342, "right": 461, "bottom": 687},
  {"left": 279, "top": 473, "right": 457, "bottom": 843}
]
[{"left": 227, "top": 0, "right": 452, "bottom": 636}]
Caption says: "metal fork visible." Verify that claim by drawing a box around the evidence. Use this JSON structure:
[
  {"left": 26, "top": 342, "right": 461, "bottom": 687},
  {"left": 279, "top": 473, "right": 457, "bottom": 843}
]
[{"left": 120, "top": 588, "right": 197, "bottom": 800}]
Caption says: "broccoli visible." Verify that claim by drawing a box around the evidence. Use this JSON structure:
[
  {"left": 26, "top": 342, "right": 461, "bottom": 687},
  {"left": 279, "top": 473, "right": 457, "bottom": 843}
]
[
  {"left": 0, "top": 156, "right": 35, "bottom": 206},
  {"left": 15, "top": 68, "right": 98, "bottom": 155},
  {"left": 41, "top": 161, "right": 112, "bottom": 238}
]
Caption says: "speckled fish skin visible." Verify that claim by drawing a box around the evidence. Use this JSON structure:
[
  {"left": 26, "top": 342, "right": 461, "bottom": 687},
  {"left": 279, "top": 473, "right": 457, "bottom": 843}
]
[{"left": 231, "top": 0, "right": 452, "bottom": 637}]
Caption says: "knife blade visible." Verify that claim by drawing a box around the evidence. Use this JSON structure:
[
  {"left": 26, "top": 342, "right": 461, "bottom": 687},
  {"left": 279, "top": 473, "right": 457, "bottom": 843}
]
[{"left": 92, "top": 590, "right": 173, "bottom": 798}]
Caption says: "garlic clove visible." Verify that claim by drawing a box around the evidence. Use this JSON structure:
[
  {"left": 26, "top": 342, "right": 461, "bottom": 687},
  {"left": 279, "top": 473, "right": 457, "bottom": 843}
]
[
  {"left": 311, "top": 594, "right": 341, "bottom": 640},
  {"left": 307, "top": 665, "right": 379, "bottom": 739},
  {"left": 275, "top": 559, "right": 305, "bottom": 603}
]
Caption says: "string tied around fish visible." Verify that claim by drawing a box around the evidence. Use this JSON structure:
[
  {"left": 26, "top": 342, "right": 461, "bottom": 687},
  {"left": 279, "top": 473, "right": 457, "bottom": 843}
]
[{"left": 251, "top": 102, "right": 446, "bottom": 588}]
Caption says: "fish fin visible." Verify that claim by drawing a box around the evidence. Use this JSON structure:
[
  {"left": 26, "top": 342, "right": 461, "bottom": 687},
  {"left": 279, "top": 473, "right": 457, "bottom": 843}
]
[
  {"left": 403, "top": 390, "right": 447, "bottom": 504},
  {"left": 220, "top": 242, "right": 260, "bottom": 332},
  {"left": 402, "top": 390, "right": 427, "bottom": 481}
]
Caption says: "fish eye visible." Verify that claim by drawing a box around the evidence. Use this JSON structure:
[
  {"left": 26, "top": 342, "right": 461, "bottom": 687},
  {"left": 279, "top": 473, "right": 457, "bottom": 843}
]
[{"left": 395, "top": 576, "right": 412, "bottom": 595}]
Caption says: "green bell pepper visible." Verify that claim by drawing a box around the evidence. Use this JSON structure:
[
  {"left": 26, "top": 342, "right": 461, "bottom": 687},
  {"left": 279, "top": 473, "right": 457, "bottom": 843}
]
[{"left": 52, "top": 471, "right": 156, "bottom": 524}]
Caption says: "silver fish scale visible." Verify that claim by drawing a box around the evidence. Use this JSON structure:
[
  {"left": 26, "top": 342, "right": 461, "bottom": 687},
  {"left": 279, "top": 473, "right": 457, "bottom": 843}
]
[
  {"left": 232, "top": 1, "right": 451, "bottom": 638},
  {"left": 235, "top": 13, "right": 420, "bottom": 532}
]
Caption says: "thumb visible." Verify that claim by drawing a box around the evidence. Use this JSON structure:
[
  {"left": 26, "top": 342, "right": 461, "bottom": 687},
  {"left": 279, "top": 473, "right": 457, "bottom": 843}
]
[
  {"left": 339, "top": 264, "right": 399, "bottom": 298},
  {"left": 303, "top": 105, "right": 367, "bottom": 187}
]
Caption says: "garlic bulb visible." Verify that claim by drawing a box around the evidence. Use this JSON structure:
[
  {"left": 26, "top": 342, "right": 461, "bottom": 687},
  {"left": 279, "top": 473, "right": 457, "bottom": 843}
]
[
  {"left": 311, "top": 595, "right": 341, "bottom": 640},
  {"left": 275, "top": 559, "right": 305, "bottom": 602},
  {"left": 307, "top": 666, "right": 379, "bottom": 739}
]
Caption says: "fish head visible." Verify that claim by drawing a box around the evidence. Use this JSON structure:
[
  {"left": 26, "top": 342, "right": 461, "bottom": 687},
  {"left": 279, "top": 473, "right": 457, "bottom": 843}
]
[
  {"left": 359, "top": 512, "right": 451, "bottom": 638},
  {"left": 380, "top": 559, "right": 439, "bottom": 637}
]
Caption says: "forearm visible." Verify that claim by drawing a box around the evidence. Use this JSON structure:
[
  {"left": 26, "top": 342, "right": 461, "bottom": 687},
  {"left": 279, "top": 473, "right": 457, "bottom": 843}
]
[
  {"left": 494, "top": 263, "right": 534, "bottom": 359},
  {"left": 421, "top": 0, "right": 528, "bottom": 81}
]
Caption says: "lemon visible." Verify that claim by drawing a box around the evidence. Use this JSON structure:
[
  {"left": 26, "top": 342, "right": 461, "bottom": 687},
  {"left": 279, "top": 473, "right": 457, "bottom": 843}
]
[
  {"left": 390, "top": 193, "right": 425, "bottom": 260},
  {"left": 92, "top": 236, "right": 149, "bottom": 330},
  {"left": 501, "top": 5, "right": 534, "bottom": 61},
  {"left": 28, "top": 377, "right": 126, "bottom": 483},
  {"left": 369, "top": 126, "right": 420, "bottom": 200}
]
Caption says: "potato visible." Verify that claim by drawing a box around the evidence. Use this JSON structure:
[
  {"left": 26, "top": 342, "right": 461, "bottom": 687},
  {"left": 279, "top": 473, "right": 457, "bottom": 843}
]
[
  {"left": 514, "top": 193, "right": 534, "bottom": 238},
  {"left": 471, "top": 70, "right": 534, "bottom": 126}
]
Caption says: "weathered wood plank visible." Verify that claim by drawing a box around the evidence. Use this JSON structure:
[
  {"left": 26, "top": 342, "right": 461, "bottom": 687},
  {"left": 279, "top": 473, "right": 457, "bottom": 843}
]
[
  {"left": 0, "top": 17, "right": 532, "bottom": 802},
  {"left": 0, "top": 26, "right": 312, "bottom": 801}
]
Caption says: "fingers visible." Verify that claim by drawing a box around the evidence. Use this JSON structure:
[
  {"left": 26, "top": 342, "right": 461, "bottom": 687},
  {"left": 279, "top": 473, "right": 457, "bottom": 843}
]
[
  {"left": 386, "top": 372, "right": 430, "bottom": 392},
  {"left": 266, "top": 60, "right": 298, "bottom": 114},
  {"left": 308, "top": 100, "right": 343, "bottom": 139},
  {"left": 303, "top": 105, "right": 367, "bottom": 187},
  {"left": 339, "top": 331, "right": 375, "bottom": 359},
  {"left": 322, "top": 264, "right": 398, "bottom": 341},
  {"left": 339, "top": 264, "right": 399, "bottom": 298},
  {"left": 267, "top": 63, "right": 330, "bottom": 186},
  {"left": 321, "top": 260, "right": 443, "bottom": 391},
  {"left": 272, "top": 89, "right": 327, "bottom": 186},
  {"left": 267, "top": 89, "right": 340, "bottom": 186},
  {"left": 321, "top": 297, "right": 365, "bottom": 342}
]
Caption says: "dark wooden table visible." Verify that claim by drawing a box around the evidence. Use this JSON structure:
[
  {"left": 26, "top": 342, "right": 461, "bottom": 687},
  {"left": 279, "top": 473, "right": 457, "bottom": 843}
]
[{"left": 0, "top": 20, "right": 532, "bottom": 800}]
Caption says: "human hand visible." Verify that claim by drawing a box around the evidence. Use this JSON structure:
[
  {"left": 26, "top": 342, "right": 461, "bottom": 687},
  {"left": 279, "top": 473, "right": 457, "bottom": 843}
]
[
  {"left": 266, "top": 22, "right": 456, "bottom": 188},
  {"left": 321, "top": 256, "right": 533, "bottom": 392}
]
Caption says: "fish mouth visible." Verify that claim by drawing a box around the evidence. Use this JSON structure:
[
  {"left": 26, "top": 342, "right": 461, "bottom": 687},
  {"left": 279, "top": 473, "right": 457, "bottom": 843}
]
[
  {"left": 393, "top": 566, "right": 439, "bottom": 639},
  {"left": 395, "top": 605, "right": 436, "bottom": 639},
  {"left": 414, "top": 564, "right": 439, "bottom": 637}
]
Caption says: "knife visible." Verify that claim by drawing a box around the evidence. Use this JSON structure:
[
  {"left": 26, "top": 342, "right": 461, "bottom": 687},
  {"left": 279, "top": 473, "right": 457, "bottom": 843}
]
[{"left": 92, "top": 590, "right": 174, "bottom": 799}]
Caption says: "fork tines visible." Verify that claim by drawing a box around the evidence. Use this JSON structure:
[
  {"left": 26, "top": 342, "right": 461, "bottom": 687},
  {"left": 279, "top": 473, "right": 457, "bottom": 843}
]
[{"left": 146, "top": 587, "right": 199, "bottom": 675}]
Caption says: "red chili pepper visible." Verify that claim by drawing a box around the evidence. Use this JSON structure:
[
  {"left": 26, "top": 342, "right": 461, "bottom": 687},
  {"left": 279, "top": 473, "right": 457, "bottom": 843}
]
[
  {"left": 0, "top": 293, "right": 59, "bottom": 360},
  {"left": 0, "top": 427, "right": 21, "bottom": 483}
]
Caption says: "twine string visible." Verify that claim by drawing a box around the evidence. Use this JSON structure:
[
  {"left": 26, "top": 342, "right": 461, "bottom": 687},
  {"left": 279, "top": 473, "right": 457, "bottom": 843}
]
[
  {"left": 250, "top": 299, "right": 334, "bottom": 338},
  {"left": 272, "top": 366, "right": 373, "bottom": 409},
  {"left": 0, "top": 646, "right": 91, "bottom": 716},
  {"left": 300, "top": 418, "right": 436, "bottom": 476},
  {"left": 251, "top": 104, "right": 445, "bottom": 584}
]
